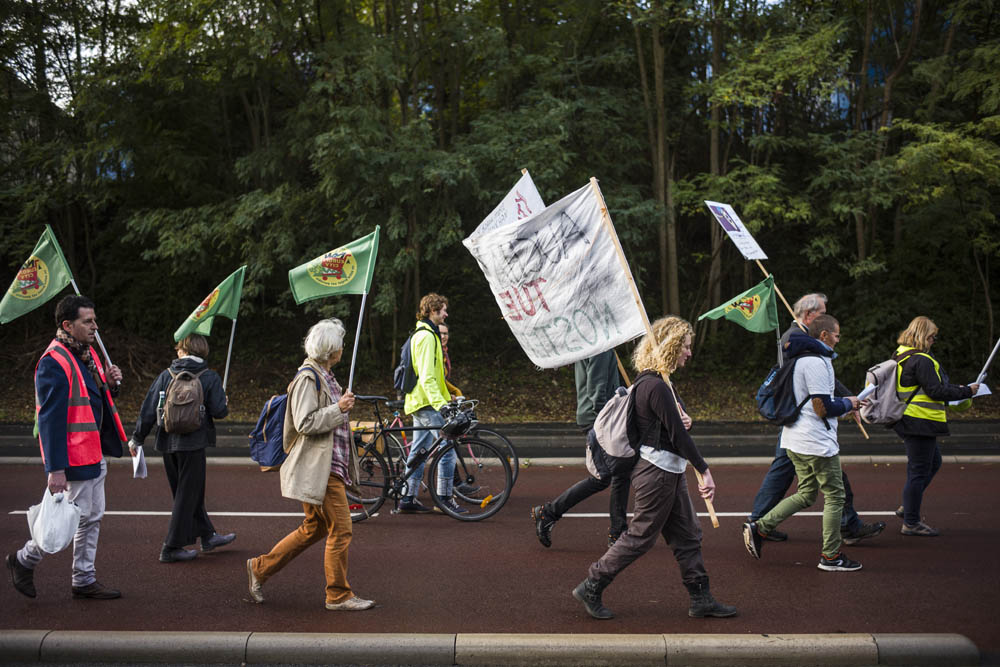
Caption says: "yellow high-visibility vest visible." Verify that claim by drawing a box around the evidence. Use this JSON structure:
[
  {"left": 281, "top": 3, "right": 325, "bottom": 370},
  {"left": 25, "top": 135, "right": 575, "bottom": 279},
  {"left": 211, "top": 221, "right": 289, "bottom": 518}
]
[{"left": 895, "top": 345, "right": 947, "bottom": 423}]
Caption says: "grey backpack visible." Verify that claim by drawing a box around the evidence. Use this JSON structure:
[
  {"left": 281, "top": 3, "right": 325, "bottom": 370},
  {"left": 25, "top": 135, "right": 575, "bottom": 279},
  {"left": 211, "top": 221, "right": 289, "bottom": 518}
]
[
  {"left": 162, "top": 369, "right": 207, "bottom": 434},
  {"left": 859, "top": 350, "right": 920, "bottom": 425}
]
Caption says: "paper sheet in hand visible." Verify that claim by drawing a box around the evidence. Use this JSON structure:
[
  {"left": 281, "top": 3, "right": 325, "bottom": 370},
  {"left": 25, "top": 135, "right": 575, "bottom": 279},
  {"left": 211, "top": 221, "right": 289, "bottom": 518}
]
[
  {"left": 132, "top": 446, "right": 147, "bottom": 479},
  {"left": 948, "top": 383, "right": 991, "bottom": 405}
]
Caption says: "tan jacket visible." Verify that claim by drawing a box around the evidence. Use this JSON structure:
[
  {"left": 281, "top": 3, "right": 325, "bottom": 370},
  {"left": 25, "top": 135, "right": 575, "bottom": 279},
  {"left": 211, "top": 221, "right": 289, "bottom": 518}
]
[{"left": 279, "top": 358, "right": 361, "bottom": 505}]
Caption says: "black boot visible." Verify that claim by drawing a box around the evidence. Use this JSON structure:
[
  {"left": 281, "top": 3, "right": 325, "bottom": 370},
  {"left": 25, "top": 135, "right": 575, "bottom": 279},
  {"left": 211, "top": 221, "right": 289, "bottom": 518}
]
[
  {"left": 6, "top": 553, "right": 36, "bottom": 598},
  {"left": 572, "top": 577, "right": 614, "bottom": 620},
  {"left": 685, "top": 577, "right": 737, "bottom": 618}
]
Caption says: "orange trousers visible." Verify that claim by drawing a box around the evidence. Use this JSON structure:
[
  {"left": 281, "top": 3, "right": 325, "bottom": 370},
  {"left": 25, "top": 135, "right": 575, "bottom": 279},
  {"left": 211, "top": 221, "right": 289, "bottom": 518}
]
[{"left": 251, "top": 475, "right": 354, "bottom": 605}]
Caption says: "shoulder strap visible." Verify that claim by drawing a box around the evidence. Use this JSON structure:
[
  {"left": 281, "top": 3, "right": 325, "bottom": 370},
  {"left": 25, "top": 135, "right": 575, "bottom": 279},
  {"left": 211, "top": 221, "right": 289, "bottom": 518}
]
[{"left": 290, "top": 366, "right": 323, "bottom": 394}]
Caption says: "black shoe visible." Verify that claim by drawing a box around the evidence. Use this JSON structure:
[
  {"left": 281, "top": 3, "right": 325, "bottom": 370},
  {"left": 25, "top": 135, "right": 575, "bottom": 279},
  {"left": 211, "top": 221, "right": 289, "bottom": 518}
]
[
  {"left": 685, "top": 577, "right": 738, "bottom": 618},
  {"left": 742, "top": 522, "right": 764, "bottom": 559},
  {"left": 6, "top": 553, "right": 36, "bottom": 598},
  {"left": 71, "top": 581, "right": 122, "bottom": 599},
  {"left": 397, "top": 497, "right": 433, "bottom": 513},
  {"left": 531, "top": 505, "right": 556, "bottom": 548},
  {"left": 439, "top": 497, "right": 469, "bottom": 515},
  {"left": 201, "top": 532, "right": 236, "bottom": 552},
  {"left": 572, "top": 578, "right": 614, "bottom": 620},
  {"left": 817, "top": 552, "right": 862, "bottom": 572},
  {"left": 842, "top": 521, "right": 886, "bottom": 545},
  {"left": 160, "top": 545, "right": 198, "bottom": 563},
  {"left": 763, "top": 529, "right": 787, "bottom": 542},
  {"left": 455, "top": 482, "right": 481, "bottom": 496}
]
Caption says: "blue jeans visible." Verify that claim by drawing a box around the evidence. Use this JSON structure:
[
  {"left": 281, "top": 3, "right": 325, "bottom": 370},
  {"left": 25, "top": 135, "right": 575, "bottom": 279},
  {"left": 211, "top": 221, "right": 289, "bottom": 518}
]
[
  {"left": 403, "top": 407, "right": 456, "bottom": 498},
  {"left": 749, "top": 431, "right": 862, "bottom": 533}
]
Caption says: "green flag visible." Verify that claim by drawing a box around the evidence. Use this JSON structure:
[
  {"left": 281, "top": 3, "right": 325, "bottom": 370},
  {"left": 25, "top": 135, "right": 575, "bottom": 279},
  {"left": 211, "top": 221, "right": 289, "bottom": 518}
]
[
  {"left": 698, "top": 275, "right": 779, "bottom": 334},
  {"left": 1, "top": 225, "right": 75, "bottom": 324},
  {"left": 173, "top": 266, "right": 247, "bottom": 342},
  {"left": 288, "top": 227, "right": 380, "bottom": 304}
]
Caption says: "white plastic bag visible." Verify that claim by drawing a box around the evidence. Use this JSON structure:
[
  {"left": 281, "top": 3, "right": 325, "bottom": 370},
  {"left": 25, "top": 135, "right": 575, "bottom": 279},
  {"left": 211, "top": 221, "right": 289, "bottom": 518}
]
[{"left": 26, "top": 488, "right": 82, "bottom": 554}]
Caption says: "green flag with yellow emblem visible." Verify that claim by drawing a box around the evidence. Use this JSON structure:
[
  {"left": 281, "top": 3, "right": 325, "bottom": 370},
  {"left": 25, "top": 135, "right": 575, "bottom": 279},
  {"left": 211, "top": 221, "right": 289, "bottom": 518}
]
[
  {"left": 1, "top": 225, "right": 75, "bottom": 324},
  {"left": 698, "top": 275, "right": 779, "bottom": 334},
  {"left": 288, "top": 227, "right": 380, "bottom": 304},
  {"left": 173, "top": 266, "right": 247, "bottom": 342}
]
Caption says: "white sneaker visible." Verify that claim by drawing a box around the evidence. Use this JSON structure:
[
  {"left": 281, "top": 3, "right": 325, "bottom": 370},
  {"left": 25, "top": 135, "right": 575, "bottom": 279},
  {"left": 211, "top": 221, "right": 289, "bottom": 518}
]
[
  {"left": 246, "top": 559, "right": 264, "bottom": 603},
  {"left": 325, "top": 595, "right": 375, "bottom": 611}
]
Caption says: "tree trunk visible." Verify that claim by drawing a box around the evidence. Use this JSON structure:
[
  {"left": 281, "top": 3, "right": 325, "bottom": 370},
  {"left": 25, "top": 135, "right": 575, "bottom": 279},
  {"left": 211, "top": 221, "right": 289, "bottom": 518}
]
[{"left": 708, "top": 0, "right": 723, "bottom": 335}]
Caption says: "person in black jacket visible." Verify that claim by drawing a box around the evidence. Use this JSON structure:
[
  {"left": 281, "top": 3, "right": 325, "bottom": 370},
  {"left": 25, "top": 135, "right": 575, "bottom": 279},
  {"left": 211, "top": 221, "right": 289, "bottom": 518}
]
[
  {"left": 572, "top": 316, "right": 735, "bottom": 621},
  {"left": 130, "top": 334, "right": 235, "bottom": 562},
  {"left": 892, "top": 316, "right": 978, "bottom": 537}
]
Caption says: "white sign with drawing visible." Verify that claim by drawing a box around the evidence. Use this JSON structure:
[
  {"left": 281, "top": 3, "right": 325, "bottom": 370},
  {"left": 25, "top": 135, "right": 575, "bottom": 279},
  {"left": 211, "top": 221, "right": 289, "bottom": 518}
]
[
  {"left": 704, "top": 200, "right": 768, "bottom": 260},
  {"left": 468, "top": 171, "right": 546, "bottom": 242},
  {"left": 464, "top": 183, "right": 647, "bottom": 368}
]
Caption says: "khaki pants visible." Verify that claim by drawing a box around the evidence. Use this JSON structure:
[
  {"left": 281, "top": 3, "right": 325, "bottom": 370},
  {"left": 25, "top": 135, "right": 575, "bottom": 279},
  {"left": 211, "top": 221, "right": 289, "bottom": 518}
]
[{"left": 251, "top": 475, "right": 354, "bottom": 605}]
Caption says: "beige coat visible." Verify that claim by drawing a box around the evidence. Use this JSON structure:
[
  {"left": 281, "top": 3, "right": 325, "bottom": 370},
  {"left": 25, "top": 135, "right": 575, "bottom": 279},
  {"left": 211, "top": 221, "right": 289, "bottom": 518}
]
[{"left": 279, "top": 358, "right": 361, "bottom": 505}]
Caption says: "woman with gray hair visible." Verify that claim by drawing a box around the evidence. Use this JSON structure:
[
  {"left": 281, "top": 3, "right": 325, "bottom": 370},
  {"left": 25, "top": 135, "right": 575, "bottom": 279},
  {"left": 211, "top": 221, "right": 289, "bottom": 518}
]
[
  {"left": 246, "top": 319, "right": 373, "bottom": 611},
  {"left": 573, "top": 316, "right": 735, "bottom": 621}
]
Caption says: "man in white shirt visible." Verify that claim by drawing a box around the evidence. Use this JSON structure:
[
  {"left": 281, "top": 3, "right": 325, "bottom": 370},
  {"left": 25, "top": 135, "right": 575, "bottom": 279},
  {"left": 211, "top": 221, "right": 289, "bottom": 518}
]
[{"left": 742, "top": 315, "right": 863, "bottom": 572}]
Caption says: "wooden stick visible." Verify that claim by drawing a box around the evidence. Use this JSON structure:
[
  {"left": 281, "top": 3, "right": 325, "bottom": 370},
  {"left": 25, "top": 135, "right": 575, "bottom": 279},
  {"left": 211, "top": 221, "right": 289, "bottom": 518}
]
[
  {"left": 614, "top": 351, "right": 631, "bottom": 386},
  {"left": 754, "top": 259, "right": 795, "bottom": 319},
  {"left": 693, "top": 469, "right": 720, "bottom": 528}
]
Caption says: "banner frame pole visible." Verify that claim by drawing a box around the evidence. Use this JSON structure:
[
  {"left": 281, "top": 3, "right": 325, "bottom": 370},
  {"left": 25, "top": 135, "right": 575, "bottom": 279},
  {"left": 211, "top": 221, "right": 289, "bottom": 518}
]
[
  {"left": 347, "top": 291, "right": 368, "bottom": 394},
  {"left": 222, "top": 318, "right": 237, "bottom": 391},
  {"left": 70, "top": 278, "right": 114, "bottom": 374},
  {"left": 614, "top": 351, "right": 631, "bottom": 386},
  {"left": 976, "top": 335, "right": 1000, "bottom": 384},
  {"left": 754, "top": 259, "right": 795, "bottom": 319}
]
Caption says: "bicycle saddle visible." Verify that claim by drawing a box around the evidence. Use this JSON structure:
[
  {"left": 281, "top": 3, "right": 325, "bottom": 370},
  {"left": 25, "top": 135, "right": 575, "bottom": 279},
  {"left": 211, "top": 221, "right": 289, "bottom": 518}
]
[{"left": 385, "top": 400, "right": 405, "bottom": 410}]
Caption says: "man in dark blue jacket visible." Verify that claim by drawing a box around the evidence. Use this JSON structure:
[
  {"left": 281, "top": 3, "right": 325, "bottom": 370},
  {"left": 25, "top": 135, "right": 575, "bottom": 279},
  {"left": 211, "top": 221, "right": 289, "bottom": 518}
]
[{"left": 6, "top": 295, "right": 126, "bottom": 599}]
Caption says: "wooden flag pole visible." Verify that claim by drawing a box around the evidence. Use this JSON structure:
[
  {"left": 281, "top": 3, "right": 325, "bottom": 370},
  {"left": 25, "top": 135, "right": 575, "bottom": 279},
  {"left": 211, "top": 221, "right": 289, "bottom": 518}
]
[
  {"left": 615, "top": 351, "right": 631, "bottom": 386},
  {"left": 753, "top": 260, "right": 868, "bottom": 439},
  {"left": 222, "top": 318, "right": 237, "bottom": 391},
  {"left": 590, "top": 177, "right": 719, "bottom": 527}
]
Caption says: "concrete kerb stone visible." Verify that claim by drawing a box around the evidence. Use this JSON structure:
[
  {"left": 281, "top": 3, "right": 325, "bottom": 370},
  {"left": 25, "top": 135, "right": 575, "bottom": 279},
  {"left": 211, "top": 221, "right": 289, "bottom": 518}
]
[
  {"left": 664, "top": 633, "right": 878, "bottom": 665},
  {"left": 0, "top": 629, "right": 50, "bottom": 662},
  {"left": 873, "top": 633, "right": 980, "bottom": 666},
  {"left": 245, "top": 632, "right": 455, "bottom": 665},
  {"left": 455, "top": 633, "right": 666, "bottom": 666},
  {"left": 37, "top": 630, "right": 251, "bottom": 664}
]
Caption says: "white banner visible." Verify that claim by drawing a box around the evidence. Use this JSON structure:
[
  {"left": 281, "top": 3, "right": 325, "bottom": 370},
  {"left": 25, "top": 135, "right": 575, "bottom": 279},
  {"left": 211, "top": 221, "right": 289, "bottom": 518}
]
[
  {"left": 704, "top": 200, "right": 768, "bottom": 260},
  {"left": 464, "top": 182, "right": 647, "bottom": 368},
  {"left": 468, "top": 171, "right": 545, "bottom": 242}
]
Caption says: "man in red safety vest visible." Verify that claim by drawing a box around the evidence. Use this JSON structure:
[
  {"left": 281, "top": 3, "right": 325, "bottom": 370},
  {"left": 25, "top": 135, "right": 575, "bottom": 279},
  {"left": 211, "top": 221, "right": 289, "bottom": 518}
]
[{"left": 6, "top": 295, "right": 127, "bottom": 600}]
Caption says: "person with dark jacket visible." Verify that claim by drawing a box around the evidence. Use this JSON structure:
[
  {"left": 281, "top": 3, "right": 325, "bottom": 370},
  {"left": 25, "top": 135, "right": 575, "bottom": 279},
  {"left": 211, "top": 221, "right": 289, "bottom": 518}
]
[
  {"left": 747, "top": 292, "right": 884, "bottom": 546},
  {"left": 572, "top": 316, "right": 736, "bottom": 621},
  {"left": 130, "top": 334, "right": 235, "bottom": 562},
  {"left": 892, "top": 316, "right": 978, "bottom": 537},
  {"left": 6, "top": 295, "right": 127, "bottom": 600}
]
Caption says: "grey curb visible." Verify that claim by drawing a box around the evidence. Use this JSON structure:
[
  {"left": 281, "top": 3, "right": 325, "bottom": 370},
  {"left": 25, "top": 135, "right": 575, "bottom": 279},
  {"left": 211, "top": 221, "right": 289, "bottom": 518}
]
[{"left": 0, "top": 630, "right": 980, "bottom": 665}]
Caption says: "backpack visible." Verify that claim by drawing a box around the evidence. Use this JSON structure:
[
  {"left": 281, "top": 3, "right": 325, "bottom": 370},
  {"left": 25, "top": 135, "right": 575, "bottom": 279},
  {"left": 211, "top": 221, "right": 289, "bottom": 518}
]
[
  {"left": 161, "top": 369, "right": 207, "bottom": 434},
  {"left": 586, "top": 374, "right": 660, "bottom": 480},
  {"left": 859, "top": 349, "right": 921, "bottom": 425},
  {"left": 392, "top": 331, "right": 418, "bottom": 396},
  {"left": 248, "top": 367, "right": 321, "bottom": 470},
  {"left": 755, "top": 353, "right": 825, "bottom": 427}
]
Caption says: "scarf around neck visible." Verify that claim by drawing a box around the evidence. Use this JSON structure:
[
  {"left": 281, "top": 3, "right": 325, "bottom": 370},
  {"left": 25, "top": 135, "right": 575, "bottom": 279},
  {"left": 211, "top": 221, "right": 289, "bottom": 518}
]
[{"left": 55, "top": 327, "right": 102, "bottom": 386}]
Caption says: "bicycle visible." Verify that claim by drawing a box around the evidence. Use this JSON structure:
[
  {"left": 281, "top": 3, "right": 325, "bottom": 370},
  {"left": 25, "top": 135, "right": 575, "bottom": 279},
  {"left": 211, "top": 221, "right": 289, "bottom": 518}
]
[{"left": 348, "top": 397, "right": 513, "bottom": 522}]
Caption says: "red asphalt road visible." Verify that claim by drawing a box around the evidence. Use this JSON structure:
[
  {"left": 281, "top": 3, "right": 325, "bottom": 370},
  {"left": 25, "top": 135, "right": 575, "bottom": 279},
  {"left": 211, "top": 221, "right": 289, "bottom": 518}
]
[{"left": 1, "top": 460, "right": 998, "bottom": 656}]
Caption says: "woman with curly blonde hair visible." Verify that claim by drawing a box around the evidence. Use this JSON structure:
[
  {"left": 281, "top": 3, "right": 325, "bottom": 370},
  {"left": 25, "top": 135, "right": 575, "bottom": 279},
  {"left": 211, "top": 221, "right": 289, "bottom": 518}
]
[{"left": 573, "top": 316, "right": 736, "bottom": 621}]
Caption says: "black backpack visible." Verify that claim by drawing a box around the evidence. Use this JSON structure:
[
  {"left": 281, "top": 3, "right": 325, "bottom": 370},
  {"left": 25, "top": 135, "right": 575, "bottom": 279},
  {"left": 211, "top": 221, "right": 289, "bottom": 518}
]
[
  {"left": 392, "top": 326, "right": 440, "bottom": 396},
  {"left": 755, "top": 353, "right": 828, "bottom": 427}
]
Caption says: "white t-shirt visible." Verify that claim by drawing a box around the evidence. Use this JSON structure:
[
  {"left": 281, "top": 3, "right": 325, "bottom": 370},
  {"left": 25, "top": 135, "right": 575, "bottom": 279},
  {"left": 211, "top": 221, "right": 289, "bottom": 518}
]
[{"left": 780, "top": 355, "right": 840, "bottom": 457}]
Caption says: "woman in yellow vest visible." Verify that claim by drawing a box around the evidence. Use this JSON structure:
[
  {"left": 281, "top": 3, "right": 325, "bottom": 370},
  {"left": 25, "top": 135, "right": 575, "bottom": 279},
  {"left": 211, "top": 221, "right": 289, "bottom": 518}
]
[{"left": 893, "top": 316, "right": 978, "bottom": 537}]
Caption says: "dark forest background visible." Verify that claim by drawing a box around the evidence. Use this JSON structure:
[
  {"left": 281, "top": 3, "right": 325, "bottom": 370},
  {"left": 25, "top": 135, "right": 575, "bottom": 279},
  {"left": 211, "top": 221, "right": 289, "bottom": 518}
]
[{"left": 2, "top": 0, "right": 998, "bottom": 423}]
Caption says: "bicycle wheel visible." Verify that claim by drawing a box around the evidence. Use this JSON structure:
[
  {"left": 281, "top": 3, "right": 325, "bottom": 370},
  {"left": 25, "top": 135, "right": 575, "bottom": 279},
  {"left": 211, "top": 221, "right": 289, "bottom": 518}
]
[
  {"left": 379, "top": 431, "right": 407, "bottom": 476},
  {"left": 348, "top": 447, "right": 389, "bottom": 523},
  {"left": 429, "top": 438, "right": 512, "bottom": 521},
  {"left": 470, "top": 426, "right": 519, "bottom": 484}
]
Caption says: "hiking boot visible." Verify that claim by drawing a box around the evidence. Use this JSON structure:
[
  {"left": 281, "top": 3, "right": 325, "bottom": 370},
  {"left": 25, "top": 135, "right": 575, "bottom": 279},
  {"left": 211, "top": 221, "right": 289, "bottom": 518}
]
[
  {"left": 685, "top": 577, "right": 738, "bottom": 618},
  {"left": 901, "top": 521, "right": 939, "bottom": 537},
  {"left": 531, "top": 505, "right": 556, "bottom": 548},
  {"left": 325, "top": 595, "right": 375, "bottom": 611},
  {"left": 842, "top": 521, "right": 886, "bottom": 546},
  {"left": 572, "top": 577, "right": 614, "bottom": 620},
  {"left": 246, "top": 559, "right": 264, "bottom": 603},
  {"left": 763, "top": 529, "right": 788, "bottom": 542},
  {"left": 817, "top": 552, "right": 862, "bottom": 572},
  {"left": 742, "top": 522, "right": 764, "bottom": 560},
  {"left": 6, "top": 553, "right": 36, "bottom": 599},
  {"left": 397, "top": 497, "right": 433, "bottom": 513},
  {"left": 201, "top": 532, "right": 236, "bottom": 552},
  {"left": 439, "top": 497, "right": 469, "bottom": 515}
]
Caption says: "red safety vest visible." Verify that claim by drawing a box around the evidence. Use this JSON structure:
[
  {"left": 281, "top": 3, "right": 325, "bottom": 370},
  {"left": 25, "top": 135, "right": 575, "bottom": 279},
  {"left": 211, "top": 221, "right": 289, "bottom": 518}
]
[{"left": 35, "top": 340, "right": 127, "bottom": 467}]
